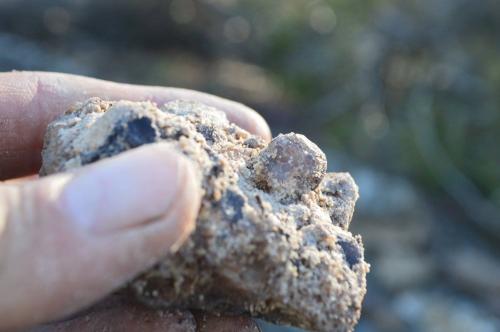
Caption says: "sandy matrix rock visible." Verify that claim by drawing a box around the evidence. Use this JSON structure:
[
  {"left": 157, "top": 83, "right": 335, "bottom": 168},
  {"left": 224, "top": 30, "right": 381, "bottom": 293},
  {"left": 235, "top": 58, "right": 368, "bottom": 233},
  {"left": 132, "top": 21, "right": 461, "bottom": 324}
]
[{"left": 40, "top": 98, "right": 369, "bottom": 332}]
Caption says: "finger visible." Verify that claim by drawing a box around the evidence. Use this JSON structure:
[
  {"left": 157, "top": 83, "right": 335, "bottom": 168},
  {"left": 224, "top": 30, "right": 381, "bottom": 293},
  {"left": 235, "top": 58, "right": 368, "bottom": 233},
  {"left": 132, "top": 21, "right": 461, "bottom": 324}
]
[
  {"left": 0, "top": 71, "right": 271, "bottom": 179},
  {"left": 193, "top": 311, "right": 261, "bottom": 332},
  {"left": 30, "top": 298, "right": 261, "bottom": 332},
  {"left": 2, "top": 174, "right": 38, "bottom": 184},
  {"left": 30, "top": 301, "right": 198, "bottom": 332},
  {"left": 0, "top": 143, "right": 201, "bottom": 330}
]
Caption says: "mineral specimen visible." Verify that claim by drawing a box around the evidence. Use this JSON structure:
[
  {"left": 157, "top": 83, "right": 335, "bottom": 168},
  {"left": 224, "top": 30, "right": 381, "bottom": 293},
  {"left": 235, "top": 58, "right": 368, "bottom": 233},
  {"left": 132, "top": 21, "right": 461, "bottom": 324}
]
[{"left": 40, "top": 98, "right": 369, "bottom": 332}]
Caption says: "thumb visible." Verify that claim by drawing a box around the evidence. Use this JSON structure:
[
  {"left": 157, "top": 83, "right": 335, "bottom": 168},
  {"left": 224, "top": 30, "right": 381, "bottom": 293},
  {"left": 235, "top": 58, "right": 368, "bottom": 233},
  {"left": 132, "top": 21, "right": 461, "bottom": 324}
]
[{"left": 0, "top": 143, "right": 201, "bottom": 330}]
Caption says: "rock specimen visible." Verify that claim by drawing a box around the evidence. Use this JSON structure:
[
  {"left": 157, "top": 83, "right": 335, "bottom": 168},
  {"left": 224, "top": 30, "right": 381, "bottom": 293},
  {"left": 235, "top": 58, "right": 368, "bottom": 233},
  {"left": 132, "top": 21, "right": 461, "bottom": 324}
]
[{"left": 40, "top": 98, "right": 369, "bottom": 332}]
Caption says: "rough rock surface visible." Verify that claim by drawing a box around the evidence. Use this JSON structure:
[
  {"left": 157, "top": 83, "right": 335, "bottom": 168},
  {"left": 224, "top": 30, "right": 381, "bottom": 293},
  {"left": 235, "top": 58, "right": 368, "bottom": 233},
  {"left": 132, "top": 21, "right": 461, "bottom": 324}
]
[{"left": 40, "top": 98, "right": 369, "bottom": 332}]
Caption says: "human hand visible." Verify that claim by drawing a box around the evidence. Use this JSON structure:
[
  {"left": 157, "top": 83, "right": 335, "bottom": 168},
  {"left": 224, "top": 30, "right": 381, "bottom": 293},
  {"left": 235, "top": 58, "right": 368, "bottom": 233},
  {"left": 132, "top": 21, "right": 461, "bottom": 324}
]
[
  {"left": 0, "top": 71, "right": 270, "bottom": 331},
  {"left": 30, "top": 294, "right": 261, "bottom": 332}
]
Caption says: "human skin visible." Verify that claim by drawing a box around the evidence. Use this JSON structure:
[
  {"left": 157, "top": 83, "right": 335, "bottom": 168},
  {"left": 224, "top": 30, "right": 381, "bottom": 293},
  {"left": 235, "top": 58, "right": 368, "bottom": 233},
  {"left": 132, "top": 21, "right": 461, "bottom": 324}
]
[{"left": 0, "top": 71, "right": 270, "bottom": 331}]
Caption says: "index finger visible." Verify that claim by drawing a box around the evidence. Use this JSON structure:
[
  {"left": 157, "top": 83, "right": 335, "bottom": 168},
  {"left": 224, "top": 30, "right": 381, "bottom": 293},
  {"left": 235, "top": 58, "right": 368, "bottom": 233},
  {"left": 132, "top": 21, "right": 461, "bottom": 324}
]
[
  {"left": 0, "top": 71, "right": 271, "bottom": 180},
  {"left": 29, "top": 295, "right": 261, "bottom": 332}
]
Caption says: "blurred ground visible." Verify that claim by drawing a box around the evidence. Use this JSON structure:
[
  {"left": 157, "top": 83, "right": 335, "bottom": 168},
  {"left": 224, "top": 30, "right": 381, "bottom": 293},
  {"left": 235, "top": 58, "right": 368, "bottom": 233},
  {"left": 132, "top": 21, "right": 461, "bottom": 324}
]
[{"left": 1, "top": 0, "right": 499, "bottom": 331}]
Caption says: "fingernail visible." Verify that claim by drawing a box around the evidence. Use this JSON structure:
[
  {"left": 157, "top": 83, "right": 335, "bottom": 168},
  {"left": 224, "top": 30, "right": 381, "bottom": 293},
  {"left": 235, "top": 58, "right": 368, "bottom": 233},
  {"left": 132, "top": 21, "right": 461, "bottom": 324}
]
[{"left": 60, "top": 143, "right": 189, "bottom": 234}]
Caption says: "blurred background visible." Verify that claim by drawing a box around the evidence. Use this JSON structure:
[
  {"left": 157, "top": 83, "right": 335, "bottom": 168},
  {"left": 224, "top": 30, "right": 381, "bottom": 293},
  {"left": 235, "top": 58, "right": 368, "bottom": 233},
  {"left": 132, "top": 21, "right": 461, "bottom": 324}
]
[{"left": 1, "top": 0, "right": 499, "bottom": 331}]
